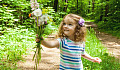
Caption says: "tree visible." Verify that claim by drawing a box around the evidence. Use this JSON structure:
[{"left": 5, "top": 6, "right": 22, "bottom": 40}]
[
  {"left": 77, "top": 0, "right": 78, "bottom": 14},
  {"left": 88, "top": 0, "right": 90, "bottom": 13},
  {"left": 100, "top": 0, "right": 104, "bottom": 21},
  {"left": 64, "top": 0, "right": 68, "bottom": 12},
  {"left": 104, "top": 0, "right": 109, "bottom": 22},
  {"left": 54, "top": 0, "right": 58, "bottom": 12},
  {"left": 92, "top": 0, "right": 95, "bottom": 12}
]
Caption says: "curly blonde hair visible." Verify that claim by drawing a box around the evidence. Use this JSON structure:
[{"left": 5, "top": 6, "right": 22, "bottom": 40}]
[{"left": 58, "top": 14, "right": 87, "bottom": 42}]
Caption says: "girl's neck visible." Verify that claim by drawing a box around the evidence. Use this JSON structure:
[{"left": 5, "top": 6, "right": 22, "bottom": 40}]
[{"left": 68, "top": 36, "right": 74, "bottom": 41}]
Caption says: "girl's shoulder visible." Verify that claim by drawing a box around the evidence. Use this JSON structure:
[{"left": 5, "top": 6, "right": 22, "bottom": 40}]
[
  {"left": 66, "top": 38, "right": 85, "bottom": 43},
  {"left": 57, "top": 37, "right": 85, "bottom": 44}
]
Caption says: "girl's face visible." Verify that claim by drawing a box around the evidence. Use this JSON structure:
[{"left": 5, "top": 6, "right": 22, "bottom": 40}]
[{"left": 63, "top": 17, "right": 77, "bottom": 39}]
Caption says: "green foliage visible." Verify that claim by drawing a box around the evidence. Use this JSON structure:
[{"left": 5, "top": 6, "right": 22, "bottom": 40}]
[
  {"left": 58, "top": 0, "right": 87, "bottom": 16},
  {"left": 52, "top": 12, "right": 67, "bottom": 25},
  {"left": 85, "top": 28, "right": 106, "bottom": 57},
  {"left": 37, "top": 0, "right": 54, "bottom": 7},
  {"left": 86, "top": 0, "right": 120, "bottom": 38},
  {"left": 94, "top": 0, "right": 120, "bottom": 38},
  {"left": 0, "top": 27, "right": 36, "bottom": 69},
  {"left": 0, "top": 0, "right": 31, "bottom": 27},
  {"left": 0, "top": 5, "right": 15, "bottom": 27},
  {"left": 43, "top": 22, "right": 58, "bottom": 36}
]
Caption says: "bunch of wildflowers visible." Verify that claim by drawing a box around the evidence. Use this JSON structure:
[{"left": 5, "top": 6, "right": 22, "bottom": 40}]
[{"left": 29, "top": 0, "right": 50, "bottom": 70}]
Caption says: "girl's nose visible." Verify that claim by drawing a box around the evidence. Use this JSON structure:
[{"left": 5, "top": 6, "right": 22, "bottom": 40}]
[{"left": 64, "top": 24, "right": 68, "bottom": 28}]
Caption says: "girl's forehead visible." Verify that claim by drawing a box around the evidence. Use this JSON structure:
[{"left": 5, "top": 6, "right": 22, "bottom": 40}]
[{"left": 64, "top": 17, "right": 76, "bottom": 24}]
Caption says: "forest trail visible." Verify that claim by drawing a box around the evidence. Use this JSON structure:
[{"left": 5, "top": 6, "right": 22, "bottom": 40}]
[
  {"left": 17, "top": 21, "right": 120, "bottom": 70},
  {"left": 95, "top": 29, "right": 120, "bottom": 58},
  {"left": 17, "top": 46, "right": 60, "bottom": 70}
]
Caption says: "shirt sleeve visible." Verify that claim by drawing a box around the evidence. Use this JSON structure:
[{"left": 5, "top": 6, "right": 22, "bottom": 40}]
[
  {"left": 81, "top": 42, "right": 85, "bottom": 55},
  {"left": 56, "top": 38, "right": 62, "bottom": 49}
]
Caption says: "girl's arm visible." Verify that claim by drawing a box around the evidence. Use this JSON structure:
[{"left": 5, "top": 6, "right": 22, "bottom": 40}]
[
  {"left": 41, "top": 39, "right": 59, "bottom": 48},
  {"left": 81, "top": 52, "right": 102, "bottom": 64},
  {"left": 36, "top": 37, "right": 59, "bottom": 48}
]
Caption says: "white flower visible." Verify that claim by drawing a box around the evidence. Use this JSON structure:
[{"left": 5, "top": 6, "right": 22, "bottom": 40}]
[
  {"left": 38, "top": 20, "right": 44, "bottom": 25},
  {"left": 41, "top": 14, "right": 48, "bottom": 21},
  {"left": 33, "top": 8, "right": 42, "bottom": 17}
]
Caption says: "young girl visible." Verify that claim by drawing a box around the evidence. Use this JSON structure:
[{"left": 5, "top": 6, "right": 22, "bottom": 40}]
[{"left": 36, "top": 14, "right": 102, "bottom": 70}]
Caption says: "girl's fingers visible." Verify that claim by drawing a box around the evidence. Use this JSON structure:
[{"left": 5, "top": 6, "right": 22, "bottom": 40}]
[
  {"left": 95, "top": 57, "right": 102, "bottom": 64},
  {"left": 35, "top": 34, "right": 43, "bottom": 42},
  {"left": 36, "top": 34, "right": 38, "bottom": 37},
  {"left": 97, "top": 58, "right": 102, "bottom": 62},
  {"left": 35, "top": 38, "right": 40, "bottom": 42}
]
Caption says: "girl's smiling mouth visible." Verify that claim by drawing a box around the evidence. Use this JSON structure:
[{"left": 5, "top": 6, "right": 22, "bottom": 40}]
[{"left": 64, "top": 30, "right": 69, "bottom": 31}]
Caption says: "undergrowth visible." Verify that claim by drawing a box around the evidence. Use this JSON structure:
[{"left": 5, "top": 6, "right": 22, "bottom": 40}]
[{"left": 0, "top": 27, "right": 36, "bottom": 70}]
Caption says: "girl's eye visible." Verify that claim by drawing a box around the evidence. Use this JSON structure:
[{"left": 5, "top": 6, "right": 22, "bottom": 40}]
[
  {"left": 69, "top": 24, "right": 72, "bottom": 26},
  {"left": 63, "top": 23, "right": 66, "bottom": 25}
]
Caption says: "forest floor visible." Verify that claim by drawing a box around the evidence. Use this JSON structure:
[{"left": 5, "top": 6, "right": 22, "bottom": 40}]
[{"left": 17, "top": 22, "right": 120, "bottom": 70}]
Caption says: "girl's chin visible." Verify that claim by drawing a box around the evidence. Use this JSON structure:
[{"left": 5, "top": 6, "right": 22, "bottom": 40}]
[
  {"left": 64, "top": 33, "right": 69, "bottom": 35},
  {"left": 64, "top": 32, "right": 73, "bottom": 36},
  {"left": 64, "top": 33, "right": 70, "bottom": 37}
]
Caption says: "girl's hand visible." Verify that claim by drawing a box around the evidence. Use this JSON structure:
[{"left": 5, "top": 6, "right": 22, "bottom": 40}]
[
  {"left": 93, "top": 57, "right": 102, "bottom": 64},
  {"left": 35, "top": 34, "right": 40, "bottom": 43},
  {"left": 35, "top": 34, "right": 44, "bottom": 43}
]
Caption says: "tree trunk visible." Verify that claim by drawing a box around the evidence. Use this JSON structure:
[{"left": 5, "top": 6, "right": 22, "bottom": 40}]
[
  {"left": 104, "top": 0, "right": 109, "bottom": 22},
  {"left": 88, "top": 0, "right": 90, "bottom": 13},
  {"left": 54, "top": 0, "right": 58, "bottom": 12},
  {"left": 92, "top": 0, "right": 95, "bottom": 12},
  {"left": 100, "top": 0, "right": 104, "bottom": 21},
  {"left": 77, "top": 0, "right": 78, "bottom": 14},
  {"left": 64, "top": 0, "right": 68, "bottom": 12}
]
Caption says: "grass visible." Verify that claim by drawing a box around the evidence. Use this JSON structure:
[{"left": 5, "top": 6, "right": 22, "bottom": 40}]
[
  {"left": 84, "top": 19, "right": 95, "bottom": 22},
  {"left": 0, "top": 23, "right": 58, "bottom": 69},
  {"left": 0, "top": 27, "right": 36, "bottom": 70},
  {"left": 0, "top": 26, "right": 120, "bottom": 70},
  {"left": 82, "top": 28, "right": 120, "bottom": 70}
]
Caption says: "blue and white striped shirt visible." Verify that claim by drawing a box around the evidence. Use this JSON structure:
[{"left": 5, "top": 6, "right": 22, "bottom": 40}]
[{"left": 57, "top": 38, "right": 85, "bottom": 70}]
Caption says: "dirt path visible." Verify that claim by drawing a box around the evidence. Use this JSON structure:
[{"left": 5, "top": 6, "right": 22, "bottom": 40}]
[
  {"left": 17, "top": 21, "right": 120, "bottom": 70},
  {"left": 17, "top": 45, "right": 60, "bottom": 70},
  {"left": 95, "top": 30, "right": 120, "bottom": 58}
]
